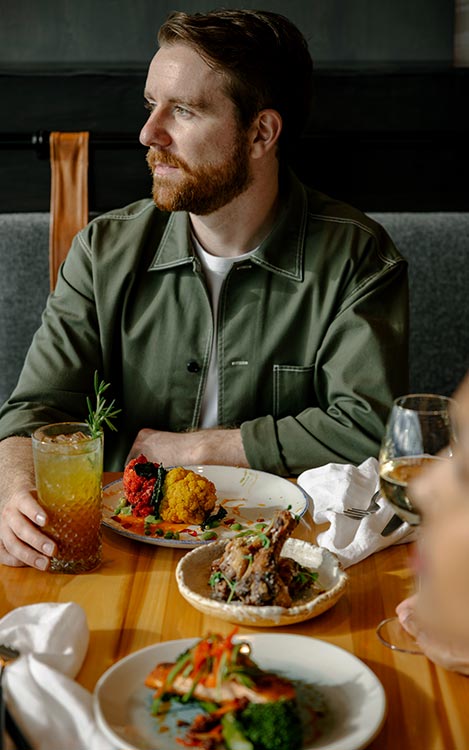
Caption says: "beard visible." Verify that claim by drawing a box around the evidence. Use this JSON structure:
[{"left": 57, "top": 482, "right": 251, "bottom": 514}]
[{"left": 146, "top": 131, "right": 253, "bottom": 215}]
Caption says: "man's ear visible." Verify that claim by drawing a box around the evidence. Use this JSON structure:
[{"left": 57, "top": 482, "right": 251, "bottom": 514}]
[{"left": 249, "top": 109, "right": 283, "bottom": 158}]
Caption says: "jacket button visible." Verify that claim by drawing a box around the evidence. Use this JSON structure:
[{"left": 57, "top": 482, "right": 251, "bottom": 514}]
[{"left": 186, "top": 360, "right": 200, "bottom": 373}]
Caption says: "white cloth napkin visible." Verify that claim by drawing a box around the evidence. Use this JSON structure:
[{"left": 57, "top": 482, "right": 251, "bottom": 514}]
[
  {"left": 298, "top": 457, "right": 417, "bottom": 568},
  {"left": 0, "top": 601, "right": 116, "bottom": 750}
]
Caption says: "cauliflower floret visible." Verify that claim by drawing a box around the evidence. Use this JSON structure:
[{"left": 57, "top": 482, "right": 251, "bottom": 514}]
[{"left": 159, "top": 468, "right": 217, "bottom": 524}]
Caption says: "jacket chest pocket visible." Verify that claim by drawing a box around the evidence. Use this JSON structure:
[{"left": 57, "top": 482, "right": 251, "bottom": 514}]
[{"left": 273, "top": 364, "right": 316, "bottom": 419}]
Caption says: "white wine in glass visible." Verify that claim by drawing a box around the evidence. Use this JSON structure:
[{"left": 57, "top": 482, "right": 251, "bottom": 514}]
[
  {"left": 379, "top": 455, "right": 447, "bottom": 526},
  {"left": 376, "top": 393, "right": 456, "bottom": 653}
]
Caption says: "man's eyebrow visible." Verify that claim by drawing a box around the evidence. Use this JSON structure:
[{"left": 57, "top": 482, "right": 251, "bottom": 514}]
[
  {"left": 171, "top": 96, "right": 212, "bottom": 111},
  {"left": 143, "top": 90, "right": 211, "bottom": 111}
]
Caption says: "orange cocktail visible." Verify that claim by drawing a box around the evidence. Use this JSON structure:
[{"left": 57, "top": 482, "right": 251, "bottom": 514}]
[{"left": 32, "top": 422, "right": 103, "bottom": 573}]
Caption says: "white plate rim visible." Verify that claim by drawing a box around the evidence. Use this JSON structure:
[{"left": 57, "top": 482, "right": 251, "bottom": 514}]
[
  {"left": 102, "top": 465, "right": 311, "bottom": 549},
  {"left": 93, "top": 633, "right": 386, "bottom": 750}
]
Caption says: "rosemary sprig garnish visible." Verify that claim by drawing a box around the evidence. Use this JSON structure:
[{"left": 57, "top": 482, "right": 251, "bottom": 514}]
[{"left": 86, "top": 371, "right": 121, "bottom": 438}]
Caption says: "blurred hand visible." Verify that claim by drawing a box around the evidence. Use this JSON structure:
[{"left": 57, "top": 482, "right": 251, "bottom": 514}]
[
  {"left": 396, "top": 374, "right": 469, "bottom": 674},
  {"left": 397, "top": 595, "right": 469, "bottom": 675}
]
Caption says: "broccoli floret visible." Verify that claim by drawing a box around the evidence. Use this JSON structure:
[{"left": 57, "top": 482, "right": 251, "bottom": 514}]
[{"left": 223, "top": 699, "right": 303, "bottom": 750}]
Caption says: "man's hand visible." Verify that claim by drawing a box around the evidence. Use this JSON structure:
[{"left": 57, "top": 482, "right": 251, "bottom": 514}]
[
  {"left": 127, "top": 428, "right": 249, "bottom": 468},
  {"left": 0, "top": 436, "right": 56, "bottom": 569}
]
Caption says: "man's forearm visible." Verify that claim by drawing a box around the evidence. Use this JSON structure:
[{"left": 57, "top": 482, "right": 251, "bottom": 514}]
[{"left": 128, "top": 427, "right": 250, "bottom": 468}]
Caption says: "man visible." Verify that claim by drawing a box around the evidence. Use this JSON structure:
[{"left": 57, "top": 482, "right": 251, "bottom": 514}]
[{"left": 0, "top": 9, "right": 408, "bottom": 569}]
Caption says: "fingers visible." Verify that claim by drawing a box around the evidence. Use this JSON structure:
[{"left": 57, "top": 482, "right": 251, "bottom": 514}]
[
  {"left": 0, "top": 539, "right": 27, "bottom": 567},
  {"left": 415, "top": 632, "right": 469, "bottom": 675},
  {"left": 396, "top": 595, "right": 420, "bottom": 638},
  {"left": 0, "top": 488, "right": 56, "bottom": 570},
  {"left": 396, "top": 594, "right": 469, "bottom": 674}
]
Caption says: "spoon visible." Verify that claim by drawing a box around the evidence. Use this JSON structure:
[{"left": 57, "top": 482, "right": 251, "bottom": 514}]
[{"left": 0, "top": 644, "right": 32, "bottom": 750}]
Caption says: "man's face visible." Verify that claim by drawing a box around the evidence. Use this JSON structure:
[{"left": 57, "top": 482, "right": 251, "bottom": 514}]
[{"left": 140, "top": 43, "right": 253, "bottom": 215}]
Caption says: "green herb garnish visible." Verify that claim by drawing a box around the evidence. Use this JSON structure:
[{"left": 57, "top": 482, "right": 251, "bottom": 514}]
[
  {"left": 86, "top": 371, "right": 121, "bottom": 438},
  {"left": 144, "top": 515, "right": 160, "bottom": 535},
  {"left": 209, "top": 570, "right": 237, "bottom": 602},
  {"left": 202, "top": 530, "right": 218, "bottom": 541},
  {"left": 293, "top": 569, "right": 319, "bottom": 588},
  {"left": 134, "top": 462, "right": 160, "bottom": 479},
  {"left": 234, "top": 527, "right": 271, "bottom": 547},
  {"left": 151, "top": 466, "right": 167, "bottom": 516},
  {"left": 134, "top": 461, "right": 167, "bottom": 516},
  {"left": 201, "top": 506, "right": 228, "bottom": 530},
  {"left": 114, "top": 496, "right": 130, "bottom": 514}
]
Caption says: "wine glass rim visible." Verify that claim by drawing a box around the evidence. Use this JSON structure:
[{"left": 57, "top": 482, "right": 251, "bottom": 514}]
[{"left": 393, "top": 393, "right": 457, "bottom": 413}]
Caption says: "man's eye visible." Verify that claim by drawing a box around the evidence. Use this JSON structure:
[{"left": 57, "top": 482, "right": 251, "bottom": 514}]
[
  {"left": 174, "top": 106, "right": 192, "bottom": 118},
  {"left": 144, "top": 101, "right": 156, "bottom": 112}
]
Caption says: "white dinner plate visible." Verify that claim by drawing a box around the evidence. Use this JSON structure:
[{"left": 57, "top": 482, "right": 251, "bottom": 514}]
[
  {"left": 94, "top": 634, "right": 386, "bottom": 750},
  {"left": 102, "top": 465, "right": 310, "bottom": 549}
]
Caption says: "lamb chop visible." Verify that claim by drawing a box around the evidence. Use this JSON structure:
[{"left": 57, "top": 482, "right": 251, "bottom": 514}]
[{"left": 210, "top": 509, "right": 299, "bottom": 607}]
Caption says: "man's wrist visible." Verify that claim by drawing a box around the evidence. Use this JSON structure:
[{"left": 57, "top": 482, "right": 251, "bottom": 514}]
[{"left": 190, "top": 428, "right": 248, "bottom": 467}]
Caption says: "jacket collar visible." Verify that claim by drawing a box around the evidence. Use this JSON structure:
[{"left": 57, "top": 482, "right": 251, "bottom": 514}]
[{"left": 148, "top": 169, "right": 307, "bottom": 281}]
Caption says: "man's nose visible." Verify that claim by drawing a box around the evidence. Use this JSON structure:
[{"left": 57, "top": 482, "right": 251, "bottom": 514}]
[{"left": 139, "top": 110, "right": 172, "bottom": 148}]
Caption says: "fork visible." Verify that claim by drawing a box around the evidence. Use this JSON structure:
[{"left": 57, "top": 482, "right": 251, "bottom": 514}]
[{"left": 342, "top": 490, "right": 381, "bottom": 520}]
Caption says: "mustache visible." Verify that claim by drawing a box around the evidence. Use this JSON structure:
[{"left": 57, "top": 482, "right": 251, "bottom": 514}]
[{"left": 146, "top": 149, "right": 191, "bottom": 173}]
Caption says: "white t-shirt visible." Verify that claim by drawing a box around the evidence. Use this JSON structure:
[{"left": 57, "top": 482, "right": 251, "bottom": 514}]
[{"left": 192, "top": 234, "right": 258, "bottom": 428}]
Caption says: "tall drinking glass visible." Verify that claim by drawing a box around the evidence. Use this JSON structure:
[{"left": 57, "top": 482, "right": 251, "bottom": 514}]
[
  {"left": 32, "top": 422, "right": 103, "bottom": 573},
  {"left": 376, "top": 394, "right": 456, "bottom": 653}
]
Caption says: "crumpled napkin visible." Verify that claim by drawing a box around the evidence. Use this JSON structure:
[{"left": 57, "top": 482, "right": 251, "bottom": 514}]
[
  {"left": 297, "top": 457, "right": 417, "bottom": 568},
  {"left": 0, "top": 601, "right": 116, "bottom": 750}
]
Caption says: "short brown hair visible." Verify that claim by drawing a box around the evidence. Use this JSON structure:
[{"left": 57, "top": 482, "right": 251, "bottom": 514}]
[{"left": 158, "top": 9, "right": 313, "bottom": 158}]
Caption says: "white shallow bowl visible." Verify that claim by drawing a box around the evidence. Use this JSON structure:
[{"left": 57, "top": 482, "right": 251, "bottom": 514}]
[{"left": 176, "top": 537, "right": 348, "bottom": 627}]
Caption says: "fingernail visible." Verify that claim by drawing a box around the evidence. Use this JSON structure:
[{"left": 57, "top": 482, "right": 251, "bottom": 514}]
[
  {"left": 35, "top": 512, "right": 46, "bottom": 525},
  {"left": 35, "top": 557, "right": 48, "bottom": 570},
  {"left": 42, "top": 542, "right": 54, "bottom": 555}
]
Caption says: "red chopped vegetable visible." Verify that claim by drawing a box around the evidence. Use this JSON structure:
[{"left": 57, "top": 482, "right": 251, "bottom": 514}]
[{"left": 123, "top": 454, "right": 160, "bottom": 516}]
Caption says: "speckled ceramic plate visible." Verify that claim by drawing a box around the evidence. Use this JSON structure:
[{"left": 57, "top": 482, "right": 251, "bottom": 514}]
[
  {"left": 102, "top": 465, "right": 310, "bottom": 549},
  {"left": 176, "top": 537, "right": 348, "bottom": 626}
]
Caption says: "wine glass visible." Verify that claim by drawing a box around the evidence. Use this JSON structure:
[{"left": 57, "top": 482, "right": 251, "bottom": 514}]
[{"left": 376, "top": 393, "right": 457, "bottom": 654}]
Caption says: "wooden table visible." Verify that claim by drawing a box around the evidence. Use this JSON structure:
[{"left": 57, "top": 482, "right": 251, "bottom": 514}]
[{"left": 1, "top": 472, "right": 468, "bottom": 749}]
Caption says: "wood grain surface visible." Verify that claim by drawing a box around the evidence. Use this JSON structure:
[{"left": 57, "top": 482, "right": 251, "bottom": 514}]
[{"left": 0, "top": 472, "right": 468, "bottom": 749}]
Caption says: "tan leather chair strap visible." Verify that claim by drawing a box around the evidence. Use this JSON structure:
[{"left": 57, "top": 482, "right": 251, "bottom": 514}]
[{"left": 49, "top": 131, "right": 89, "bottom": 290}]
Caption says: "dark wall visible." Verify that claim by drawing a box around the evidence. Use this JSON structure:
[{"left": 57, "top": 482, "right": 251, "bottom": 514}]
[
  {"left": 1, "top": 0, "right": 467, "bottom": 213},
  {"left": 2, "top": 66, "right": 468, "bottom": 214},
  {"left": 1, "top": 0, "right": 454, "bottom": 66}
]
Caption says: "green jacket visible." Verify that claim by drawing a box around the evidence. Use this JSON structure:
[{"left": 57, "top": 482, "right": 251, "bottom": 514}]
[{"left": 0, "top": 172, "right": 408, "bottom": 475}]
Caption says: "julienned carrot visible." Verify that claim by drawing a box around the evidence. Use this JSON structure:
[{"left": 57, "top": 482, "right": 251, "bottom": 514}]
[
  {"left": 205, "top": 629, "right": 238, "bottom": 688},
  {"left": 192, "top": 638, "right": 212, "bottom": 676},
  {"left": 152, "top": 628, "right": 240, "bottom": 706}
]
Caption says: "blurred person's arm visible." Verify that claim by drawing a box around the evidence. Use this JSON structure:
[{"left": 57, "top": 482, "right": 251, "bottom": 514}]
[{"left": 397, "top": 374, "right": 469, "bottom": 673}]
